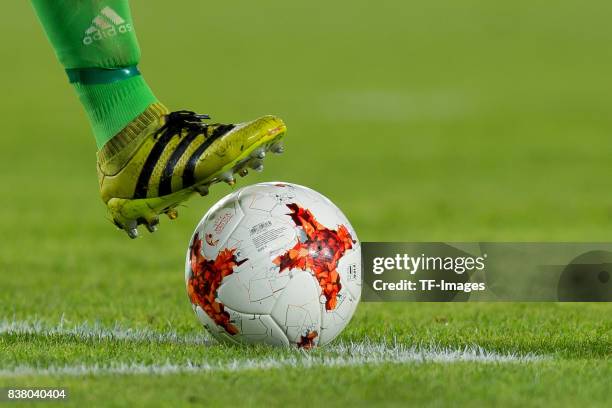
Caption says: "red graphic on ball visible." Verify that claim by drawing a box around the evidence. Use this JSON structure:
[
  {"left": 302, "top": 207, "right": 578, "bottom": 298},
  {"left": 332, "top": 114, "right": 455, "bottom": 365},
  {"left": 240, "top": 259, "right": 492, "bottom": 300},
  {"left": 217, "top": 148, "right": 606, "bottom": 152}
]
[
  {"left": 188, "top": 233, "right": 246, "bottom": 335},
  {"left": 273, "top": 203, "right": 354, "bottom": 310},
  {"left": 297, "top": 330, "right": 318, "bottom": 349}
]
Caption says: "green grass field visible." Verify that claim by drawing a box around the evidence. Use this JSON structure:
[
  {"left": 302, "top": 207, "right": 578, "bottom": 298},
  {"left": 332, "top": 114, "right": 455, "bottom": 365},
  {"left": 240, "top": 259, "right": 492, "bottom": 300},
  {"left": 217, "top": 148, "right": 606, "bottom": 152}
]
[{"left": 1, "top": 0, "right": 611, "bottom": 406}]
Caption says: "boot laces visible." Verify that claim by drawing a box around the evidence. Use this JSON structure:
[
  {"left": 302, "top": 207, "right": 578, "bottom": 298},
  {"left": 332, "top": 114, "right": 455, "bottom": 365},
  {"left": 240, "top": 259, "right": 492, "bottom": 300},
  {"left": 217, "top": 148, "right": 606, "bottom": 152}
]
[{"left": 154, "top": 110, "right": 212, "bottom": 139}]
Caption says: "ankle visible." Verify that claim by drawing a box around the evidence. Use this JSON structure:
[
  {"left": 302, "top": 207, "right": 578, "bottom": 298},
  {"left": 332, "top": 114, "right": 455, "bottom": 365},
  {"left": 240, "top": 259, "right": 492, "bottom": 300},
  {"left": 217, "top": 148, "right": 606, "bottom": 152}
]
[
  {"left": 97, "top": 102, "right": 169, "bottom": 173},
  {"left": 72, "top": 73, "right": 160, "bottom": 149}
]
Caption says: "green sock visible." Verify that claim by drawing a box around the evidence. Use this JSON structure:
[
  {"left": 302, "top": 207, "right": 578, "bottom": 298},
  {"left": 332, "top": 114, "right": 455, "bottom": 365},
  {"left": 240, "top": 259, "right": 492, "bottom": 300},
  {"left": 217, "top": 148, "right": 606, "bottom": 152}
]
[{"left": 31, "top": 0, "right": 159, "bottom": 149}]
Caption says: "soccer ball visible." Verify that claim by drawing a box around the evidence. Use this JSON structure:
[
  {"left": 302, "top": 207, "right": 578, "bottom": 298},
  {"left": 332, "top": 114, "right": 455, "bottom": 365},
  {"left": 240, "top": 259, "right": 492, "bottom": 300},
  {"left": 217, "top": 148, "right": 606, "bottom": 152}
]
[{"left": 185, "top": 182, "right": 361, "bottom": 348}]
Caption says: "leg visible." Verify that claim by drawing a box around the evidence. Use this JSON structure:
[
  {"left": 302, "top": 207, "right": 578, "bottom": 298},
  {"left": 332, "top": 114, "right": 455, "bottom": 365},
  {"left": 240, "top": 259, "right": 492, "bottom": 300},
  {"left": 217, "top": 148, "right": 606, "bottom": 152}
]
[
  {"left": 31, "top": 0, "right": 157, "bottom": 148},
  {"left": 31, "top": 0, "right": 287, "bottom": 238}
]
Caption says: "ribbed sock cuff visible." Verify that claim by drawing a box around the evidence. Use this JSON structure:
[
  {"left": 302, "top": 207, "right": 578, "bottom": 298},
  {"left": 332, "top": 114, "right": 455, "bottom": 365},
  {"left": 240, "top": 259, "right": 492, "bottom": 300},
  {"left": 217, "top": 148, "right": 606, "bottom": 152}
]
[
  {"left": 97, "top": 102, "right": 169, "bottom": 165},
  {"left": 72, "top": 75, "right": 158, "bottom": 149}
]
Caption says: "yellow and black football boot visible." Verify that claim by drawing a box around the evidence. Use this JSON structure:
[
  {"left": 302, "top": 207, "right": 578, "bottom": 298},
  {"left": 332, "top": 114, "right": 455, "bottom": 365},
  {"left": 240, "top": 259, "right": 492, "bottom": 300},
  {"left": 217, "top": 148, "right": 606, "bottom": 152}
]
[{"left": 97, "top": 103, "right": 286, "bottom": 238}]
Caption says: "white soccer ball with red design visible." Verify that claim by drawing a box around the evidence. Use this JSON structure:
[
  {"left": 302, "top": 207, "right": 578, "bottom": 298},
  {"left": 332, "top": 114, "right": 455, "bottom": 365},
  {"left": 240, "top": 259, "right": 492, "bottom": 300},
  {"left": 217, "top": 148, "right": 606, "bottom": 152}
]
[{"left": 185, "top": 182, "right": 361, "bottom": 348}]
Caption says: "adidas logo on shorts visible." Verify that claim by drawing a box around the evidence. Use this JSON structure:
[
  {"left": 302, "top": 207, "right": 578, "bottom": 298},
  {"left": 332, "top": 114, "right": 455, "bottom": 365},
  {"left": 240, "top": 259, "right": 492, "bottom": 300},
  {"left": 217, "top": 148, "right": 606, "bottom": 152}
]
[{"left": 83, "top": 6, "right": 132, "bottom": 45}]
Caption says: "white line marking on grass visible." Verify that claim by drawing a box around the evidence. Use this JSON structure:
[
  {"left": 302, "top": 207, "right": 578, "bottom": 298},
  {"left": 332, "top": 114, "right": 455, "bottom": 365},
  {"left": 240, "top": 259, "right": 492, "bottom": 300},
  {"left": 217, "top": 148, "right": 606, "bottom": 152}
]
[
  {"left": 0, "top": 319, "right": 211, "bottom": 345},
  {"left": 0, "top": 322, "right": 545, "bottom": 377}
]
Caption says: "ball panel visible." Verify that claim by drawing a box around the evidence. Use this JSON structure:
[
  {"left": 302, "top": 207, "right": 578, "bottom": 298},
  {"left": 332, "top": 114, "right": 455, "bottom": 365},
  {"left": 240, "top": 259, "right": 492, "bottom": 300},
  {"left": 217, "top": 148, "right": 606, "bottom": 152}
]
[
  {"left": 194, "top": 193, "right": 245, "bottom": 261},
  {"left": 318, "top": 287, "right": 360, "bottom": 345},
  {"left": 224, "top": 307, "right": 290, "bottom": 347},
  {"left": 336, "top": 246, "right": 362, "bottom": 302},
  {"left": 217, "top": 260, "right": 281, "bottom": 315},
  {"left": 230, "top": 213, "right": 298, "bottom": 263},
  {"left": 216, "top": 211, "right": 298, "bottom": 315},
  {"left": 238, "top": 185, "right": 298, "bottom": 219},
  {"left": 238, "top": 181, "right": 295, "bottom": 202},
  {"left": 194, "top": 306, "right": 238, "bottom": 345},
  {"left": 271, "top": 271, "right": 322, "bottom": 347}
]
